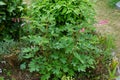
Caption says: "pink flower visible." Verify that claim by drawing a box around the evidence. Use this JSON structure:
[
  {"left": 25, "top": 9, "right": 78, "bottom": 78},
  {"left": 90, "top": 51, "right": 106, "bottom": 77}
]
[
  {"left": 98, "top": 20, "right": 108, "bottom": 25},
  {"left": 79, "top": 28, "right": 85, "bottom": 33}
]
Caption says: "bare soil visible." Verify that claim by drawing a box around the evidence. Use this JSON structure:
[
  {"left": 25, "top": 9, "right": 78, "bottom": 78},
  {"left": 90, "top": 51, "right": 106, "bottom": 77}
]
[{"left": 0, "top": 61, "right": 39, "bottom": 80}]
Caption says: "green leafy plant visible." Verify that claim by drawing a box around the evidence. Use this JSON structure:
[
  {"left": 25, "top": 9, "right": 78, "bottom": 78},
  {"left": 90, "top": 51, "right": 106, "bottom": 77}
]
[
  {"left": 20, "top": 0, "right": 113, "bottom": 80},
  {"left": 0, "top": 0, "right": 26, "bottom": 40},
  {"left": 88, "top": 35, "right": 115, "bottom": 80},
  {"left": 108, "top": 57, "right": 119, "bottom": 80}
]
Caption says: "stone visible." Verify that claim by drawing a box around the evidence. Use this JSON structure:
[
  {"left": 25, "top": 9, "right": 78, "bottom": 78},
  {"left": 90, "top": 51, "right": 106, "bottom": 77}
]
[
  {"left": 116, "top": 1, "right": 120, "bottom": 10},
  {"left": 0, "top": 68, "right": 2, "bottom": 73}
]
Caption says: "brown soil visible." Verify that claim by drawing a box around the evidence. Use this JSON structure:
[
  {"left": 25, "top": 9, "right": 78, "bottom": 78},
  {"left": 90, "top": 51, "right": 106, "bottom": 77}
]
[{"left": 0, "top": 60, "right": 39, "bottom": 80}]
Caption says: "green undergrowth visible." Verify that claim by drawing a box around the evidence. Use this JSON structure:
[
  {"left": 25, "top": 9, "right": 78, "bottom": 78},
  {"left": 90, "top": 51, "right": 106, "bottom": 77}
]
[{"left": 0, "top": 0, "right": 26, "bottom": 40}]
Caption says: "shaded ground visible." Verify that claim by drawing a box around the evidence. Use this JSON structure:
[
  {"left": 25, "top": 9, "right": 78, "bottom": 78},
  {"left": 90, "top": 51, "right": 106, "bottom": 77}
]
[
  {"left": 0, "top": 61, "right": 39, "bottom": 80},
  {"left": 94, "top": 0, "right": 120, "bottom": 76}
]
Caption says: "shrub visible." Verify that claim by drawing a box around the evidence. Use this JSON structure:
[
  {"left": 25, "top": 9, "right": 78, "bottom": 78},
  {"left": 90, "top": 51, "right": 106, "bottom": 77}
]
[
  {"left": 0, "top": 0, "right": 26, "bottom": 40},
  {"left": 21, "top": 0, "right": 113, "bottom": 80}
]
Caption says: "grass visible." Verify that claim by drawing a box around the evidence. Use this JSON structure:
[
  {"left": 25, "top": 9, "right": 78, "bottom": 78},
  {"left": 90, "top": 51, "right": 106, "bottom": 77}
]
[
  {"left": 95, "top": 0, "right": 120, "bottom": 57},
  {"left": 94, "top": 0, "right": 120, "bottom": 79},
  {"left": 0, "top": 77, "right": 4, "bottom": 80}
]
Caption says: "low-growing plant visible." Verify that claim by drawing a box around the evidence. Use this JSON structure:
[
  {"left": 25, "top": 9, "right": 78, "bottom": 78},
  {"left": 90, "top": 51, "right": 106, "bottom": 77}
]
[
  {"left": 20, "top": 0, "right": 114, "bottom": 80},
  {"left": 108, "top": 57, "right": 118, "bottom": 80}
]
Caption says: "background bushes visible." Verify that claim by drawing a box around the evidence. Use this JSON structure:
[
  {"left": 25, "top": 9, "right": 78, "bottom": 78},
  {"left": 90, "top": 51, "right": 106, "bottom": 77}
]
[
  {"left": 108, "top": 0, "right": 120, "bottom": 7},
  {"left": 0, "top": 0, "right": 26, "bottom": 40}
]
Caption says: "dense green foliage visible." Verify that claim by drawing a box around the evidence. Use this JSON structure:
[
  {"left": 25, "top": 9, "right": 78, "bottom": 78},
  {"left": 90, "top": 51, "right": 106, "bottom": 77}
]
[
  {"left": 0, "top": 0, "right": 26, "bottom": 40},
  {"left": 0, "top": 0, "right": 114, "bottom": 80},
  {"left": 19, "top": 0, "right": 113, "bottom": 80},
  {"left": 0, "top": 40, "right": 18, "bottom": 54}
]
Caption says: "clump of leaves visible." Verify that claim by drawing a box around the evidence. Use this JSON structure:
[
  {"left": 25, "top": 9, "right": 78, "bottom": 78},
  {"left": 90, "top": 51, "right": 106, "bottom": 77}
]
[{"left": 20, "top": 0, "right": 113, "bottom": 80}]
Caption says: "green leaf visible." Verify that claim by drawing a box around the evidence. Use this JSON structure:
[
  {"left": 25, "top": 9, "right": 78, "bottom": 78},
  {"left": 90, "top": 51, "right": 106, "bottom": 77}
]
[
  {"left": 62, "top": 7, "right": 67, "bottom": 14},
  {"left": 23, "top": 53, "right": 34, "bottom": 59},
  {"left": 41, "top": 73, "right": 50, "bottom": 80},
  {"left": 77, "top": 65, "right": 86, "bottom": 72},
  {"left": 20, "top": 62, "right": 26, "bottom": 70},
  {"left": 46, "top": 65, "right": 52, "bottom": 71},
  {"left": 0, "top": 1, "right": 6, "bottom": 5},
  {"left": 22, "top": 47, "right": 31, "bottom": 53},
  {"left": 55, "top": 5, "right": 61, "bottom": 9},
  {"left": 68, "top": 70, "right": 74, "bottom": 76},
  {"left": 73, "top": 52, "right": 84, "bottom": 64},
  {"left": 74, "top": 9, "right": 80, "bottom": 15},
  {"left": 63, "top": 66, "right": 69, "bottom": 72},
  {"left": 60, "top": 58, "right": 67, "bottom": 64},
  {"left": 17, "top": 6, "right": 24, "bottom": 11},
  {"left": 7, "top": 6, "right": 16, "bottom": 12},
  {"left": 53, "top": 68, "right": 60, "bottom": 75},
  {"left": 50, "top": 53, "right": 59, "bottom": 59},
  {"left": 29, "top": 60, "right": 39, "bottom": 72}
]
